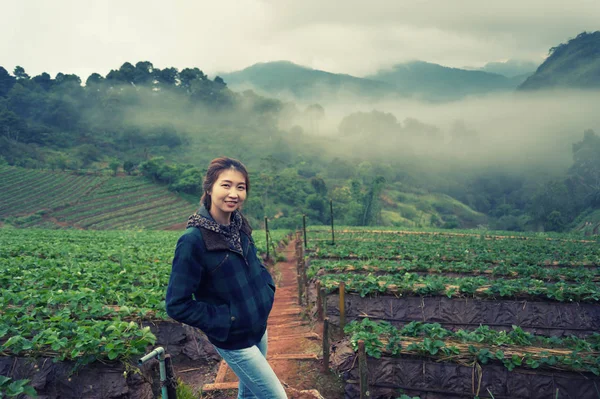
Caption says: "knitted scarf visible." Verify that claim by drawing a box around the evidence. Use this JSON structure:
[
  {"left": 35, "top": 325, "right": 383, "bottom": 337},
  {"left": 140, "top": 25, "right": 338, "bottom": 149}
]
[{"left": 186, "top": 210, "right": 243, "bottom": 254}]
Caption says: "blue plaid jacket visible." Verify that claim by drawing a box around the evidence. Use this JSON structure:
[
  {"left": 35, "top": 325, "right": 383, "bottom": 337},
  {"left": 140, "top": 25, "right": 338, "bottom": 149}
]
[{"left": 165, "top": 208, "right": 276, "bottom": 350}]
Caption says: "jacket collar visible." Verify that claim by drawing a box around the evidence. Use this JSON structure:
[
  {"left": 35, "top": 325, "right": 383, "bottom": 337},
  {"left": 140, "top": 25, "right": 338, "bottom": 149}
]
[{"left": 197, "top": 205, "right": 252, "bottom": 252}]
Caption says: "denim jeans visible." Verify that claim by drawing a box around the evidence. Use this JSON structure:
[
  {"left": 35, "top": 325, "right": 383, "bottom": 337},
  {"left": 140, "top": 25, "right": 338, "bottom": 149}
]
[{"left": 214, "top": 331, "right": 287, "bottom": 399}]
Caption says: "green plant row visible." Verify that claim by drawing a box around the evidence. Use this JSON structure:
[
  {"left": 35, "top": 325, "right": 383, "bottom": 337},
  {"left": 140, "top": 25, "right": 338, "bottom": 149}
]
[
  {"left": 308, "top": 259, "right": 600, "bottom": 282},
  {"left": 0, "top": 174, "right": 108, "bottom": 220},
  {"left": 0, "top": 376, "right": 37, "bottom": 398},
  {"left": 1, "top": 172, "right": 89, "bottom": 201},
  {"left": 308, "top": 231, "right": 600, "bottom": 266},
  {"left": 306, "top": 225, "right": 591, "bottom": 240},
  {"left": 345, "top": 318, "right": 600, "bottom": 374},
  {"left": 316, "top": 272, "right": 600, "bottom": 302},
  {"left": 0, "top": 228, "right": 287, "bottom": 365},
  {"left": 76, "top": 199, "right": 184, "bottom": 229},
  {"left": 88, "top": 202, "right": 189, "bottom": 230},
  {"left": 52, "top": 191, "right": 177, "bottom": 222}
]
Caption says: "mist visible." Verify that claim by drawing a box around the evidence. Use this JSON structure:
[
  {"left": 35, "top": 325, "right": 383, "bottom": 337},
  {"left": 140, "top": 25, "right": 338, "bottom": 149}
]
[{"left": 275, "top": 88, "right": 600, "bottom": 179}]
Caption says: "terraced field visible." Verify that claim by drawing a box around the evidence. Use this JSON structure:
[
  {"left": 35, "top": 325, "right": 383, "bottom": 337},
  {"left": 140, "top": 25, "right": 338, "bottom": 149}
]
[
  {"left": 0, "top": 166, "right": 196, "bottom": 230},
  {"left": 302, "top": 227, "right": 600, "bottom": 398},
  {"left": 0, "top": 227, "right": 290, "bottom": 397}
]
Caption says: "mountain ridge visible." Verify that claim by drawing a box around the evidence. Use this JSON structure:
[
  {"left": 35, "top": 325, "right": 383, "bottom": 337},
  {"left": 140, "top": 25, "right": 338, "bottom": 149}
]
[
  {"left": 220, "top": 59, "right": 526, "bottom": 102},
  {"left": 519, "top": 31, "right": 600, "bottom": 90}
]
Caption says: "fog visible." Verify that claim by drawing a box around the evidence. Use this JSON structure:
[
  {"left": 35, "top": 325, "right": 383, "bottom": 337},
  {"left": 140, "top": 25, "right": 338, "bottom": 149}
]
[{"left": 276, "top": 88, "right": 600, "bottom": 179}]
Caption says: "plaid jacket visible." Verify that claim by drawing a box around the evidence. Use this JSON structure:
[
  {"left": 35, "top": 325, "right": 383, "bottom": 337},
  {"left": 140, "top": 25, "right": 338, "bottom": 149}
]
[{"left": 165, "top": 208, "right": 276, "bottom": 350}]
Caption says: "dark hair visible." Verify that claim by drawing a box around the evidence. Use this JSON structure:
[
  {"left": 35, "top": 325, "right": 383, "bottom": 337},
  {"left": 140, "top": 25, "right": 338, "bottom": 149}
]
[{"left": 200, "top": 157, "right": 250, "bottom": 209}]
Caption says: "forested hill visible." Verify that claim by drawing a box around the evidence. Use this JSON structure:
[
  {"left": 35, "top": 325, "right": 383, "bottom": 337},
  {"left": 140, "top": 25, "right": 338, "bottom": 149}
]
[
  {"left": 219, "top": 61, "right": 395, "bottom": 102},
  {"left": 364, "top": 61, "right": 518, "bottom": 101},
  {"left": 220, "top": 60, "right": 523, "bottom": 103},
  {"left": 0, "top": 60, "right": 599, "bottom": 234},
  {"left": 519, "top": 31, "right": 600, "bottom": 90}
]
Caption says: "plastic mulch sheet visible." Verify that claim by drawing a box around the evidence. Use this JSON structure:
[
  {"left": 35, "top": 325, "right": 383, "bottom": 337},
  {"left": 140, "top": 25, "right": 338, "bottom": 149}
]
[
  {"left": 331, "top": 338, "right": 600, "bottom": 399},
  {"left": 326, "top": 293, "right": 600, "bottom": 337}
]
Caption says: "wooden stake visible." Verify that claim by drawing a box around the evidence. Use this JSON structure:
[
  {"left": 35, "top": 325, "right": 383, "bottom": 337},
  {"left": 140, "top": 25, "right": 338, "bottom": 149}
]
[
  {"left": 358, "top": 340, "right": 368, "bottom": 399},
  {"left": 164, "top": 354, "right": 178, "bottom": 399},
  {"left": 330, "top": 200, "right": 335, "bottom": 245},
  {"left": 339, "top": 281, "right": 346, "bottom": 330},
  {"left": 316, "top": 281, "right": 323, "bottom": 321},
  {"left": 303, "top": 214, "right": 307, "bottom": 248},
  {"left": 264, "top": 217, "right": 270, "bottom": 261},
  {"left": 321, "top": 287, "right": 328, "bottom": 320},
  {"left": 322, "top": 317, "right": 330, "bottom": 373},
  {"left": 297, "top": 273, "right": 303, "bottom": 306}
]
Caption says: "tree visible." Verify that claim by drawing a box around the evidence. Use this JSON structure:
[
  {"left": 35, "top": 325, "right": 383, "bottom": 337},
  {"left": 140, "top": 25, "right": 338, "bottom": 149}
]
[
  {"left": 85, "top": 73, "right": 104, "bottom": 87},
  {"left": 32, "top": 72, "right": 53, "bottom": 91},
  {"left": 362, "top": 176, "right": 386, "bottom": 225},
  {"left": 0, "top": 108, "right": 24, "bottom": 141},
  {"left": 156, "top": 67, "right": 178, "bottom": 87},
  {"left": 55, "top": 73, "right": 81, "bottom": 86},
  {"left": 109, "top": 160, "right": 120, "bottom": 176},
  {"left": 179, "top": 67, "right": 206, "bottom": 91},
  {"left": 310, "top": 177, "right": 327, "bottom": 196},
  {"left": 13, "top": 66, "right": 30, "bottom": 81},
  {"left": 305, "top": 104, "right": 325, "bottom": 134},
  {"left": 123, "top": 160, "right": 136, "bottom": 175},
  {"left": 133, "top": 61, "right": 154, "bottom": 86},
  {"left": 0, "top": 67, "right": 17, "bottom": 97},
  {"left": 569, "top": 129, "right": 600, "bottom": 208}
]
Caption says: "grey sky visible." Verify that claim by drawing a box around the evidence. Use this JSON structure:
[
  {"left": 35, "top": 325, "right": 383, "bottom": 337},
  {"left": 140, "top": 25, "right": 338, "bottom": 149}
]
[{"left": 2, "top": 0, "right": 599, "bottom": 81}]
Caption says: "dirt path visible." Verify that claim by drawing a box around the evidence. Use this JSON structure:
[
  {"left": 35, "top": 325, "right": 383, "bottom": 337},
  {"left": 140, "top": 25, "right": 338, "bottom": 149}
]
[{"left": 202, "top": 240, "right": 343, "bottom": 398}]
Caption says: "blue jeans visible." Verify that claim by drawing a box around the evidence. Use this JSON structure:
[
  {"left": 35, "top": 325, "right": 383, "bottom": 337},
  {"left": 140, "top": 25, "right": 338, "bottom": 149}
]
[{"left": 214, "top": 331, "right": 287, "bottom": 399}]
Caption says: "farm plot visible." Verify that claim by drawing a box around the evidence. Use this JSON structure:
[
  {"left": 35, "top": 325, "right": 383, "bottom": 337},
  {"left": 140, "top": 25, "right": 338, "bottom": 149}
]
[
  {"left": 332, "top": 319, "right": 600, "bottom": 399},
  {"left": 0, "top": 166, "right": 198, "bottom": 230},
  {"left": 303, "top": 228, "right": 600, "bottom": 398},
  {"left": 0, "top": 227, "right": 288, "bottom": 398}
]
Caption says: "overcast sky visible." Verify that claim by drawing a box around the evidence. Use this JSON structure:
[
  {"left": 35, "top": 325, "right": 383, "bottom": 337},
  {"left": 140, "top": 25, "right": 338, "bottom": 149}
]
[{"left": 2, "top": 0, "right": 599, "bottom": 81}]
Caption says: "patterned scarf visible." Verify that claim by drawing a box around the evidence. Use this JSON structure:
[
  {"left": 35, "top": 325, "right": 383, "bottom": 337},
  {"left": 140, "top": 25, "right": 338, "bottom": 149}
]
[{"left": 186, "top": 210, "right": 243, "bottom": 254}]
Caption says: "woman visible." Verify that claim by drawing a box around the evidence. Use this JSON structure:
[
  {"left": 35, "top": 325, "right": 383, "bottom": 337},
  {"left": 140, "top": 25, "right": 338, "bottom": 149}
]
[{"left": 166, "top": 157, "right": 287, "bottom": 399}]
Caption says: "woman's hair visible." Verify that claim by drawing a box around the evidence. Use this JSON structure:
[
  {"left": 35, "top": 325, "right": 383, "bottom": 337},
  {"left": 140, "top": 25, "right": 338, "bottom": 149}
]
[{"left": 200, "top": 157, "right": 250, "bottom": 209}]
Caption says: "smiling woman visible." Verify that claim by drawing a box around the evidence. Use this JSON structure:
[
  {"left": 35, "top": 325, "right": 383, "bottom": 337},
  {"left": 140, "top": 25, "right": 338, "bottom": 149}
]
[{"left": 165, "top": 156, "right": 287, "bottom": 399}]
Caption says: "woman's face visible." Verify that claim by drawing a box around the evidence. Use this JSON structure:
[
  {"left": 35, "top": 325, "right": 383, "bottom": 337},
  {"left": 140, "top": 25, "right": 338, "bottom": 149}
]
[{"left": 209, "top": 168, "right": 247, "bottom": 221}]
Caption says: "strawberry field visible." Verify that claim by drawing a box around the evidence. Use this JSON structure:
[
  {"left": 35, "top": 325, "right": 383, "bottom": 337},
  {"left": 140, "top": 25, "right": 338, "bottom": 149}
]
[
  {"left": 0, "top": 165, "right": 196, "bottom": 230},
  {"left": 303, "top": 227, "right": 600, "bottom": 398},
  {"left": 0, "top": 227, "right": 289, "bottom": 398}
]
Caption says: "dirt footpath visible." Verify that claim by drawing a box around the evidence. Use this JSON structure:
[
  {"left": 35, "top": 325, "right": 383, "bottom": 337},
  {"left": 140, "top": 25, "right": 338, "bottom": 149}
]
[{"left": 202, "top": 240, "right": 344, "bottom": 399}]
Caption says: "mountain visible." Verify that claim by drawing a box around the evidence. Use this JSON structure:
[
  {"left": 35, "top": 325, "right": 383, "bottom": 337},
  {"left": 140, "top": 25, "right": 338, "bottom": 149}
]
[
  {"left": 219, "top": 61, "right": 397, "bottom": 102},
  {"left": 220, "top": 60, "right": 524, "bottom": 103},
  {"left": 519, "top": 31, "right": 600, "bottom": 90},
  {"left": 365, "top": 61, "right": 518, "bottom": 101},
  {"left": 476, "top": 59, "right": 538, "bottom": 78}
]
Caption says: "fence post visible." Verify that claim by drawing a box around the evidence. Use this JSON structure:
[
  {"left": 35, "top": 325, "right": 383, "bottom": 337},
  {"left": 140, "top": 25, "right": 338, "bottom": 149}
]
[
  {"left": 358, "top": 340, "right": 369, "bottom": 399},
  {"left": 330, "top": 200, "right": 335, "bottom": 245},
  {"left": 264, "top": 217, "right": 269, "bottom": 261},
  {"left": 164, "top": 355, "right": 177, "bottom": 399},
  {"left": 322, "top": 317, "right": 330, "bottom": 373},
  {"left": 297, "top": 271, "right": 303, "bottom": 306},
  {"left": 303, "top": 214, "right": 307, "bottom": 248},
  {"left": 339, "top": 281, "right": 346, "bottom": 331},
  {"left": 321, "top": 287, "right": 328, "bottom": 320},
  {"left": 316, "top": 281, "right": 323, "bottom": 321}
]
